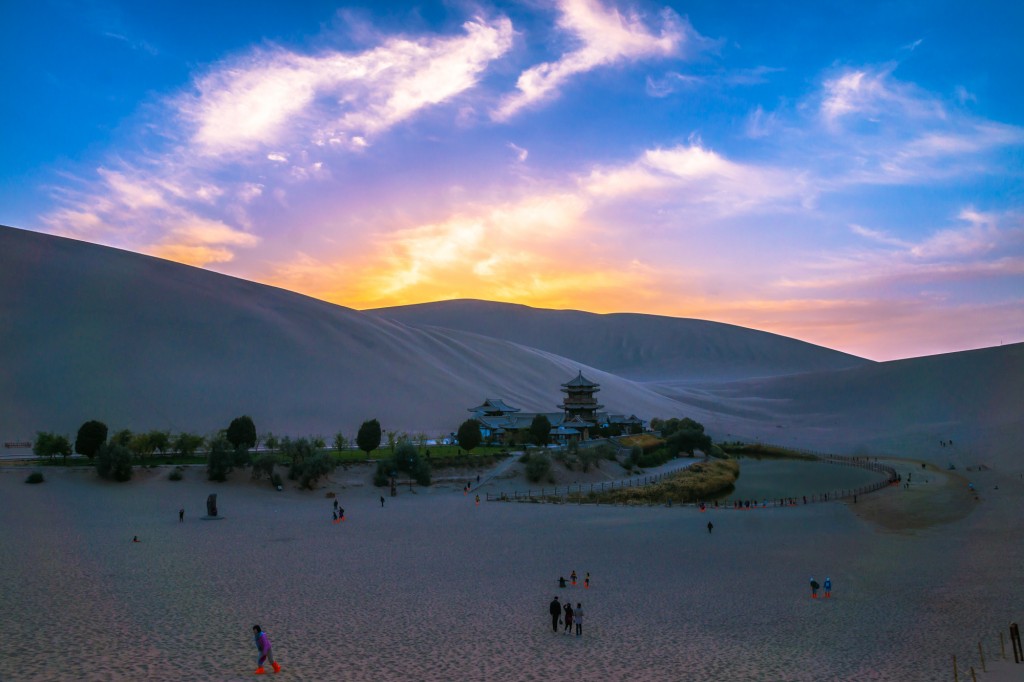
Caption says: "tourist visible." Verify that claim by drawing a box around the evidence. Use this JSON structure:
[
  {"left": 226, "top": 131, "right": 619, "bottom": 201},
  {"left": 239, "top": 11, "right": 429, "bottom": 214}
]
[
  {"left": 707, "top": 521, "right": 713, "bottom": 534},
  {"left": 563, "top": 601, "right": 574, "bottom": 634},
  {"left": 824, "top": 577, "right": 832, "bottom": 598},
  {"left": 574, "top": 603, "right": 583, "bottom": 636},
  {"left": 132, "top": 536, "right": 140, "bottom": 543},
  {"left": 252, "top": 624, "right": 280, "bottom": 674},
  {"left": 558, "top": 576, "right": 567, "bottom": 588},
  {"left": 380, "top": 495, "right": 385, "bottom": 507},
  {"left": 179, "top": 508, "right": 184, "bottom": 522},
  {"left": 549, "top": 597, "right": 561, "bottom": 632},
  {"left": 570, "top": 570, "right": 577, "bottom": 586},
  {"left": 332, "top": 511, "right": 338, "bottom": 523},
  {"left": 475, "top": 494, "right": 480, "bottom": 506},
  {"left": 339, "top": 507, "right": 345, "bottom": 521},
  {"left": 810, "top": 577, "right": 820, "bottom": 599},
  {"left": 585, "top": 572, "right": 590, "bottom": 589},
  {"left": 333, "top": 499, "right": 338, "bottom": 512}
]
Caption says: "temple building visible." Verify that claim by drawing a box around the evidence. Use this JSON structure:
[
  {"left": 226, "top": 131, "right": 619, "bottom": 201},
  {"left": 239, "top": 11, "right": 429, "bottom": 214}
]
[{"left": 465, "top": 371, "right": 645, "bottom": 444}]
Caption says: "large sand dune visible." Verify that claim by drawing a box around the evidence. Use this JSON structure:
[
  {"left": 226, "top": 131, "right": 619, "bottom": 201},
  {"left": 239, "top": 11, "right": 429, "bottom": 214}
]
[
  {"left": 0, "top": 226, "right": 685, "bottom": 441},
  {"left": 2, "top": 225, "right": 1020, "bottom": 472},
  {"left": 367, "top": 299, "right": 871, "bottom": 382}
]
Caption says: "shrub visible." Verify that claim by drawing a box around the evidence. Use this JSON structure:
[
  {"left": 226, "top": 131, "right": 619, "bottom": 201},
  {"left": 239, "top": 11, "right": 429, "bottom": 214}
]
[
  {"left": 25, "top": 471, "right": 44, "bottom": 484},
  {"left": 518, "top": 451, "right": 532, "bottom": 464},
  {"left": 251, "top": 452, "right": 277, "bottom": 481},
  {"left": 168, "top": 467, "right": 183, "bottom": 481},
  {"left": 96, "top": 443, "right": 133, "bottom": 481},
  {"left": 295, "top": 452, "right": 336, "bottom": 490},
  {"left": 373, "top": 460, "right": 390, "bottom": 487},
  {"left": 270, "top": 472, "right": 283, "bottom": 488},
  {"left": 525, "top": 453, "right": 551, "bottom": 483}
]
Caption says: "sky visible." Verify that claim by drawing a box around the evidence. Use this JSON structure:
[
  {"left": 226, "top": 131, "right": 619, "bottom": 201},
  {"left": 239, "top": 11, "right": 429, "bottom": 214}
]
[{"left": 2, "top": 0, "right": 1022, "bottom": 361}]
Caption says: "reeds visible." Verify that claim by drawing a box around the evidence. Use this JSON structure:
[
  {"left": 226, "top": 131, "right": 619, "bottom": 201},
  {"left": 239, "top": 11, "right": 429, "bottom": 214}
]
[{"left": 572, "top": 459, "right": 740, "bottom": 505}]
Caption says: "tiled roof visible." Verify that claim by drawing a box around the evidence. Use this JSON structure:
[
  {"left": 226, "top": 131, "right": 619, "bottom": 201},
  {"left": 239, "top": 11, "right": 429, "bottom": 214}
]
[{"left": 561, "top": 370, "right": 600, "bottom": 389}]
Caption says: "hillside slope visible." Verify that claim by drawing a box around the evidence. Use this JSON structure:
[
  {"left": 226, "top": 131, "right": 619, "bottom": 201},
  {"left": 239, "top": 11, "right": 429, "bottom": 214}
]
[
  {"left": 367, "top": 300, "right": 871, "bottom": 382},
  {"left": 0, "top": 226, "right": 687, "bottom": 441}
]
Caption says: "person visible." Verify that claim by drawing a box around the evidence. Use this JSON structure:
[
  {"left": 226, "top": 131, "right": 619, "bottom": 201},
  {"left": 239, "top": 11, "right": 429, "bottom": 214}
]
[
  {"left": 332, "top": 511, "right": 338, "bottom": 524},
  {"left": 558, "top": 576, "right": 567, "bottom": 588},
  {"left": 179, "top": 508, "right": 184, "bottom": 522},
  {"left": 132, "top": 536, "right": 140, "bottom": 543},
  {"left": 252, "top": 624, "right": 280, "bottom": 674},
  {"left": 563, "top": 601, "right": 574, "bottom": 634},
  {"left": 584, "top": 572, "right": 590, "bottom": 589},
  {"left": 380, "top": 495, "right": 385, "bottom": 507},
  {"left": 333, "top": 498, "right": 338, "bottom": 512},
  {"left": 824, "top": 577, "right": 832, "bottom": 598},
  {"left": 339, "top": 507, "right": 345, "bottom": 521},
  {"left": 549, "top": 597, "right": 561, "bottom": 632},
  {"left": 574, "top": 603, "right": 583, "bottom": 636},
  {"left": 707, "top": 521, "right": 713, "bottom": 534},
  {"left": 570, "top": 570, "right": 577, "bottom": 586},
  {"left": 475, "top": 494, "right": 480, "bottom": 506},
  {"left": 810, "top": 577, "right": 820, "bottom": 599}
]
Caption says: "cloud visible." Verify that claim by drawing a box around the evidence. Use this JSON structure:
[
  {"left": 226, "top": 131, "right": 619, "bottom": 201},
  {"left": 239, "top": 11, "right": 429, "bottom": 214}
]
[
  {"left": 582, "top": 141, "right": 809, "bottom": 212},
  {"left": 493, "top": 0, "right": 688, "bottom": 120},
  {"left": 182, "top": 16, "right": 513, "bottom": 157},
  {"left": 507, "top": 142, "right": 529, "bottom": 162}
]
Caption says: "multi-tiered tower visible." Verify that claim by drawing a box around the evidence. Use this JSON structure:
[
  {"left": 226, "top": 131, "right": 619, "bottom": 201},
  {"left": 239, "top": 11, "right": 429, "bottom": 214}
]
[{"left": 558, "top": 371, "right": 604, "bottom": 423}]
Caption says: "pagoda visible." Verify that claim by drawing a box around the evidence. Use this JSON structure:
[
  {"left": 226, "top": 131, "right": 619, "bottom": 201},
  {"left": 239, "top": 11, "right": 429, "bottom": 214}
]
[{"left": 558, "top": 370, "right": 604, "bottom": 423}]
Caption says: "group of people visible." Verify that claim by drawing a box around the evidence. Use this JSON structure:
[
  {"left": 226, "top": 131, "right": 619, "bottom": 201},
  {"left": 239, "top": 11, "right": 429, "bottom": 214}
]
[
  {"left": 548, "top": 596, "right": 584, "bottom": 636},
  {"left": 809, "top": 577, "right": 833, "bottom": 599},
  {"left": 331, "top": 498, "right": 345, "bottom": 523},
  {"left": 557, "top": 570, "right": 590, "bottom": 589}
]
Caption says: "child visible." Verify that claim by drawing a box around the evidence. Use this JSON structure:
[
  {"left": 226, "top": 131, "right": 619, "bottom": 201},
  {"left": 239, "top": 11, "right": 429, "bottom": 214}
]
[
  {"left": 574, "top": 603, "right": 583, "bottom": 636},
  {"left": 252, "top": 624, "right": 281, "bottom": 674}
]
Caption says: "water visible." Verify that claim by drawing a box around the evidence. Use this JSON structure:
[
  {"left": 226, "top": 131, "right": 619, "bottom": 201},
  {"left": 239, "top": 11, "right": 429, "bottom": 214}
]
[{"left": 717, "top": 457, "right": 888, "bottom": 501}]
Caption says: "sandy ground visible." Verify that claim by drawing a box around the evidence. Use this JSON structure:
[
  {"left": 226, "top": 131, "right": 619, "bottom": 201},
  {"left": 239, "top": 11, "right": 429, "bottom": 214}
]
[{"left": 1, "top": 460, "right": 1022, "bottom": 682}]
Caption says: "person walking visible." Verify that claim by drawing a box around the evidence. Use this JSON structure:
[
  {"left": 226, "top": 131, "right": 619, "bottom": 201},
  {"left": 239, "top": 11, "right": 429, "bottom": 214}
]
[
  {"left": 179, "top": 508, "right": 184, "bottom": 522},
  {"left": 380, "top": 495, "right": 385, "bottom": 508},
  {"left": 707, "top": 521, "right": 713, "bottom": 534},
  {"left": 574, "top": 603, "right": 583, "bottom": 636},
  {"left": 333, "top": 499, "right": 338, "bottom": 512},
  {"left": 252, "top": 624, "right": 281, "bottom": 674},
  {"left": 810, "top": 577, "right": 820, "bottom": 599},
  {"left": 549, "top": 597, "right": 561, "bottom": 632},
  {"left": 339, "top": 507, "right": 345, "bottom": 521},
  {"left": 563, "top": 601, "right": 574, "bottom": 634},
  {"left": 570, "top": 570, "right": 577, "bottom": 586},
  {"left": 584, "top": 572, "right": 590, "bottom": 589},
  {"left": 823, "top": 577, "right": 832, "bottom": 598}
]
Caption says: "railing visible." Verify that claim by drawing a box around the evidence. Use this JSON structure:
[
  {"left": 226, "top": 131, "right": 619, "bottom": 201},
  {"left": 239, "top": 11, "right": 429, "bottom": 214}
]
[{"left": 486, "top": 472, "right": 672, "bottom": 502}]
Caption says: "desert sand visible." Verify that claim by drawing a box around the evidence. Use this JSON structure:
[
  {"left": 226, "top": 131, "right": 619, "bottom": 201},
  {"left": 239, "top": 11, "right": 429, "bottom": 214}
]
[{"left": 1, "top": 457, "right": 1021, "bottom": 681}]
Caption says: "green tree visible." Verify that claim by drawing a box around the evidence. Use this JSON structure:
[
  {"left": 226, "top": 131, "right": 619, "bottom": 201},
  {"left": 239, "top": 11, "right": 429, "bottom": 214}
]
[
  {"left": 666, "top": 418, "right": 712, "bottom": 456},
  {"left": 172, "top": 432, "right": 205, "bottom": 458},
  {"left": 110, "top": 429, "right": 133, "bottom": 447},
  {"left": 34, "top": 432, "right": 72, "bottom": 463},
  {"left": 333, "top": 432, "right": 347, "bottom": 453},
  {"left": 75, "top": 420, "right": 108, "bottom": 460},
  {"left": 525, "top": 452, "right": 552, "bottom": 482},
  {"left": 457, "top": 419, "right": 482, "bottom": 452},
  {"left": 147, "top": 430, "right": 170, "bottom": 457},
  {"left": 226, "top": 415, "right": 257, "bottom": 450},
  {"left": 206, "top": 436, "right": 234, "bottom": 482},
  {"left": 96, "top": 443, "right": 133, "bottom": 481},
  {"left": 529, "top": 415, "right": 551, "bottom": 446},
  {"left": 356, "top": 419, "right": 382, "bottom": 458},
  {"left": 263, "top": 432, "right": 279, "bottom": 453}
]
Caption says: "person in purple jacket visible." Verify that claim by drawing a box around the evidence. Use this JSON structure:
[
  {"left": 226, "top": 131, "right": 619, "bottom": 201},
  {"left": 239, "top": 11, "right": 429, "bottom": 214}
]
[{"left": 252, "top": 625, "right": 281, "bottom": 674}]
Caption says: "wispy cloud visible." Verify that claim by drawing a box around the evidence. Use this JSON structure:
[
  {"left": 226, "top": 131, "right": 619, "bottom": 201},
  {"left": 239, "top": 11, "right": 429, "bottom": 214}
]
[{"left": 492, "top": 0, "right": 688, "bottom": 120}]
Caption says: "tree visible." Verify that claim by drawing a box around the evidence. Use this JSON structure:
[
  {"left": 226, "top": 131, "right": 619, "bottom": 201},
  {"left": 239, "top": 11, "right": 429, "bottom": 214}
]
[
  {"left": 263, "top": 432, "right": 279, "bottom": 453},
  {"left": 172, "top": 432, "right": 205, "bottom": 458},
  {"left": 529, "top": 415, "right": 552, "bottom": 446},
  {"left": 525, "top": 452, "right": 552, "bottom": 482},
  {"left": 75, "top": 420, "right": 108, "bottom": 460},
  {"left": 666, "top": 418, "right": 712, "bottom": 456},
  {"left": 333, "top": 432, "right": 347, "bottom": 453},
  {"left": 226, "top": 415, "right": 257, "bottom": 450},
  {"left": 110, "top": 429, "right": 133, "bottom": 447},
  {"left": 34, "top": 432, "right": 72, "bottom": 463},
  {"left": 146, "top": 430, "right": 170, "bottom": 457},
  {"left": 96, "top": 443, "right": 133, "bottom": 481},
  {"left": 206, "top": 436, "right": 234, "bottom": 482},
  {"left": 457, "top": 419, "right": 482, "bottom": 453},
  {"left": 356, "top": 419, "right": 382, "bottom": 457}
]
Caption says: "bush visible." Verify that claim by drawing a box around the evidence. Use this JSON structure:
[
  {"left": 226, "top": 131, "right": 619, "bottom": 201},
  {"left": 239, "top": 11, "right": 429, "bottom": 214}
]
[
  {"left": 270, "top": 472, "right": 283, "bottom": 488},
  {"left": 295, "top": 452, "right": 336, "bottom": 490},
  {"left": 169, "top": 467, "right": 183, "bottom": 481},
  {"left": 518, "top": 451, "right": 532, "bottom": 464},
  {"left": 251, "top": 452, "right": 277, "bottom": 481},
  {"left": 96, "top": 443, "right": 133, "bottom": 481},
  {"left": 373, "top": 460, "right": 390, "bottom": 487},
  {"left": 525, "top": 453, "right": 551, "bottom": 483},
  {"left": 25, "top": 471, "right": 44, "bottom": 484}
]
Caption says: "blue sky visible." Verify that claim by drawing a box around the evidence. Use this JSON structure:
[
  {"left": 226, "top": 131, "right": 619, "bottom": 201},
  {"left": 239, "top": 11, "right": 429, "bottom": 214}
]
[{"left": 2, "top": 0, "right": 1022, "bottom": 360}]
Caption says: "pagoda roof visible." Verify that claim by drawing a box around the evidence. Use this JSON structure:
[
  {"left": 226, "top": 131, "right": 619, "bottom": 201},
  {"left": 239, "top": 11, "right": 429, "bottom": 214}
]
[
  {"left": 561, "top": 414, "right": 594, "bottom": 428},
  {"left": 561, "top": 370, "right": 600, "bottom": 389},
  {"left": 467, "top": 398, "right": 520, "bottom": 414}
]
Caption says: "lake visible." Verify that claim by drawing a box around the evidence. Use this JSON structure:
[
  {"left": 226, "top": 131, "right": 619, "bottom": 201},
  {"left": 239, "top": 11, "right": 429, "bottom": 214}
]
[{"left": 716, "top": 457, "right": 889, "bottom": 501}]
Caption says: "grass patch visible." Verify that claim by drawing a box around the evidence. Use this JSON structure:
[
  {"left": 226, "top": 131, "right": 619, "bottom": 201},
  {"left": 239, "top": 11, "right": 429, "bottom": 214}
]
[
  {"left": 721, "top": 443, "right": 818, "bottom": 461},
  {"left": 573, "top": 459, "right": 740, "bottom": 505}
]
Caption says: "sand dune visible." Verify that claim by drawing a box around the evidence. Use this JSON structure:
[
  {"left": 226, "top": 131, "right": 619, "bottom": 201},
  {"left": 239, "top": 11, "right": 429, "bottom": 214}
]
[
  {"left": 0, "top": 226, "right": 685, "bottom": 442},
  {"left": 2, "top": 224, "right": 1020, "bottom": 473},
  {"left": 367, "top": 299, "right": 871, "bottom": 382}
]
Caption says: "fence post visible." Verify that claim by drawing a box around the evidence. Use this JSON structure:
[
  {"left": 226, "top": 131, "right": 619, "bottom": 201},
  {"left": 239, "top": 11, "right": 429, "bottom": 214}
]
[
  {"left": 979, "top": 642, "right": 985, "bottom": 672},
  {"left": 953, "top": 654, "right": 958, "bottom": 682}
]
